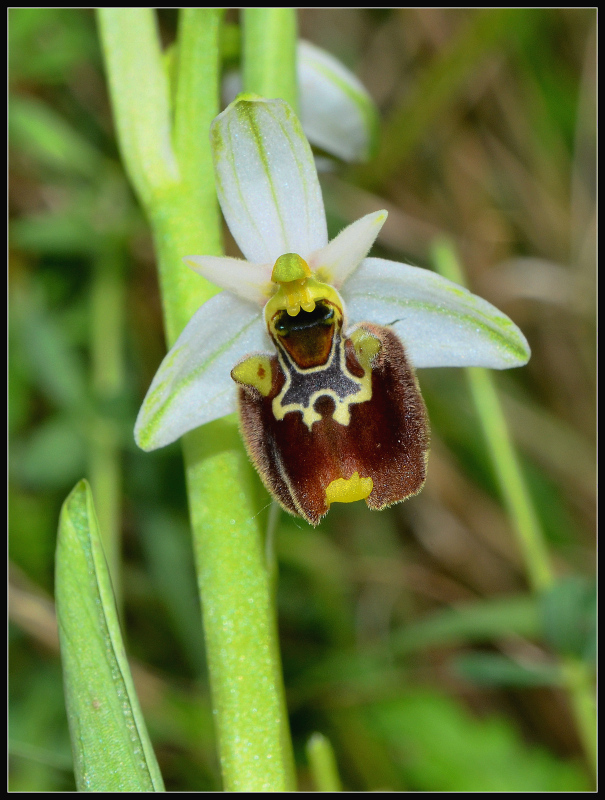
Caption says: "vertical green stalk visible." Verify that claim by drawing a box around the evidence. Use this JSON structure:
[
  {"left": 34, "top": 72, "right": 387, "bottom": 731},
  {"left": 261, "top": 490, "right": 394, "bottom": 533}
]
[
  {"left": 97, "top": 8, "right": 296, "bottom": 790},
  {"left": 431, "top": 239, "right": 596, "bottom": 777},
  {"left": 431, "top": 240, "right": 553, "bottom": 592},
  {"left": 464, "top": 367, "right": 552, "bottom": 591},
  {"left": 89, "top": 245, "right": 125, "bottom": 606},
  {"left": 307, "top": 733, "right": 343, "bottom": 792},
  {"left": 243, "top": 9, "right": 299, "bottom": 113}
]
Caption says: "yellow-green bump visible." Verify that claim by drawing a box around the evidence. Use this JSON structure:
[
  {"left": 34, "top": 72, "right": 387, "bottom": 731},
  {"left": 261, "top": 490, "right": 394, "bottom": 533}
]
[
  {"left": 271, "top": 253, "right": 312, "bottom": 283},
  {"left": 231, "top": 355, "right": 273, "bottom": 395},
  {"left": 350, "top": 327, "right": 381, "bottom": 369},
  {"left": 268, "top": 254, "right": 316, "bottom": 316},
  {"left": 326, "top": 472, "right": 373, "bottom": 505}
]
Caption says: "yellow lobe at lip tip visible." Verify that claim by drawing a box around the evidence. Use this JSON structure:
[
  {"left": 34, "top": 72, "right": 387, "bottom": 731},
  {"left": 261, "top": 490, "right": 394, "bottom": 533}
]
[{"left": 325, "top": 472, "right": 373, "bottom": 505}]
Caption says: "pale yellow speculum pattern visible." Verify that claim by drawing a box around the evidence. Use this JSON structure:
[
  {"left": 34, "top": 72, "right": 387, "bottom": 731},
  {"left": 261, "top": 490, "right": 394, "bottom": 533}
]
[
  {"left": 271, "top": 335, "right": 374, "bottom": 430},
  {"left": 325, "top": 472, "right": 373, "bottom": 505},
  {"left": 263, "top": 257, "right": 383, "bottom": 431},
  {"left": 231, "top": 355, "right": 273, "bottom": 396}
]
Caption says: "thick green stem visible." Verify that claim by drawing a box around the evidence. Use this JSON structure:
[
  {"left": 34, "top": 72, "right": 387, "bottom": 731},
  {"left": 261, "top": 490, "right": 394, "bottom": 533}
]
[
  {"left": 243, "top": 9, "right": 298, "bottom": 113},
  {"left": 183, "top": 424, "right": 295, "bottom": 790},
  {"left": 98, "top": 8, "right": 296, "bottom": 789}
]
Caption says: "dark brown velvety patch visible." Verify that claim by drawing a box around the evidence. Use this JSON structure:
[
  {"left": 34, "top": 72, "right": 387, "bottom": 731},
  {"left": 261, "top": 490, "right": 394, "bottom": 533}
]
[{"left": 235, "top": 323, "right": 429, "bottom": 526}]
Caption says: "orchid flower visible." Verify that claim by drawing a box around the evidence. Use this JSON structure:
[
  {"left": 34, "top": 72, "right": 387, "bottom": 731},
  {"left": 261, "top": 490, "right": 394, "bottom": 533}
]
[{"left": 135, "top": 95, "right": 530, "bottom": 526}]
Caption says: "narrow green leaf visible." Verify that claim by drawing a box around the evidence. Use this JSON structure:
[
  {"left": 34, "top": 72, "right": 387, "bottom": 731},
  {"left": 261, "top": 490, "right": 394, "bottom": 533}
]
[
  {"left": 541, "top": 576, "right": 596, "bottom": 661},
  {"left": 453, "top": 652, "right": 562, "bottom": 687},
  {"left": 391, "top": 594, "right": 541, "bottom": 655},
  {"left": 11, "top": 286, "right": 88, "bottom": 411},
  {"left": 307, "top": 732, "right": 343, "bottom": 792},
  {"left": 55, "top": 480, "right": 164, "bottom": 791},
  {"left": 364, "top": 9, "right": 540, "bottom": 187},
  {"left": 9, "top": 95, "right": 103, "bottom": 179},
  {"left": 366, "top": 691, "right": 590, "bottom": 791}
]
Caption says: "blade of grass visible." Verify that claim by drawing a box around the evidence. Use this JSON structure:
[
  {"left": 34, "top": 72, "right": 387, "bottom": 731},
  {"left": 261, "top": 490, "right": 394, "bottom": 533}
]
[
  {"left": 431, "top": 239, "right": 596, "bottom": 778},
  {"left": 307, "top": 732, "right": 343, "bottom": 792},
  {"left": 55, "top": 480, "right": 164, "bottom": 791},
  {"left": 88, "top": 245, "right": 125, "bottom": 608},
  {"left": 361, "top": 9, "right": 539, "bottom": 188}
]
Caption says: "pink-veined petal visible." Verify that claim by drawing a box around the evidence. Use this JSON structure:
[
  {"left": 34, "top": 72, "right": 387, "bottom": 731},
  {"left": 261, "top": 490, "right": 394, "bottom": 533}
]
[
  {"left": 308, "top": 210, "right": 387, "bottom": 288},
  {"left": 184, "top": 255, "right": 273, "bottom": 307},
  {"left": 211, "top": 96, "right": 328, "bottom": 264}
]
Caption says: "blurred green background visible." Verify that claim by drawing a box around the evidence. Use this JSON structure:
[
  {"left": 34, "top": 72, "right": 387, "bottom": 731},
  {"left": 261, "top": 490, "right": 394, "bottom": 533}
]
[{"left": 9, "top": 9, "right": 595, "bottom": 791}]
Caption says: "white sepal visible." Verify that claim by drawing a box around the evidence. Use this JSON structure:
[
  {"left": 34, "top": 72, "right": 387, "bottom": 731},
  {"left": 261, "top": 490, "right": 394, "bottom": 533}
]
[
  {"left": 210, "top": 96, "right": 328, "bottom": 264},
  {"left": 343, "top": 258, "right": 530, "bottom": 369},
  {"left": 135, "top": 292, "right": 268, "bottom": 451}
]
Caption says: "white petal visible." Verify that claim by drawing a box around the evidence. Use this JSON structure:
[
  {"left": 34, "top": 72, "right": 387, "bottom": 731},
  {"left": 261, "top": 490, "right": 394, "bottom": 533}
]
[
  {"left": 342, "top": 258, "right": 531, "bottom": 369},
  {"left": 298, "top": 39, "right": 378, "bottom": 163},
  {"left": 211, "top": 96, "right": 328, "bottom": 264},
  {"left": 308, "top": 210, "right": 387, "bottom": 287},
  {"left": 135, "top": 292, "right": 269, "bottom": 451},
  {"left": 184, "top": 255, "right": 273, "bottom": 307}
]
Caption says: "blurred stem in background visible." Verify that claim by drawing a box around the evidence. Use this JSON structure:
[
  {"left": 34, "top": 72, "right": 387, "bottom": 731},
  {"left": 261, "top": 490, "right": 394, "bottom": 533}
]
[
  {"left": 360, "top": 9, "right": 534, "bottom": 191},
  {"left": 88, "top": 246, "right": 125, "bottom": 607},
  {"left": 431, "top": 240, "right": 596, "bottom": 778},
  {"left": 97, "top": 8, "right": 296, "bottom": 790}
]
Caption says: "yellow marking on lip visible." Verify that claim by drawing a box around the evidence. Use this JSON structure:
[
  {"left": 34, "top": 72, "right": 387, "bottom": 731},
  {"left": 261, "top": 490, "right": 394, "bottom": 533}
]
[
  {"left": 271, "top": 325, "right": 382, "bottom": 432},
  {"left": 231, "top": 355, "right": 273, "bottom": 396},
  {"left": 350, "top": 327, "right": 381, "bottom": 369},
  {"left": 325, "top": 472, "right": 373, "bottom": 505}
]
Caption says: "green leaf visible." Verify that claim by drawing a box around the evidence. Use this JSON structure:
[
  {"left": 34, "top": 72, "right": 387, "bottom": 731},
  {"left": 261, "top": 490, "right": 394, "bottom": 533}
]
[
  {"left": 12, "top": 415, "right": 86, "bottom": 489},
  {"left": 453, "top": 652, "right": 562, "bottom": 687},
  {"left": 391, "top": 594, "right": 541, "bottom": 655},
  {"left": 366, "top": 691, "right": 590, "bottom": 791},
  {"left": 9, "top": 95, "right": 103, "bottom": 179},
  {"left": 306, "top": 732, "right": 342, "bottom": 792},
  {"left": 11, "top": 286, "right": 88, "bottom": 411},
  {"left": 9, "top": 9, "right": 99, "bottom": 85},
  {"left": 55, "top": 480, "right": 164, "bottom": 791},
  {"left": 541, "top": 576, "right": 596, "bottom": 661}
]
